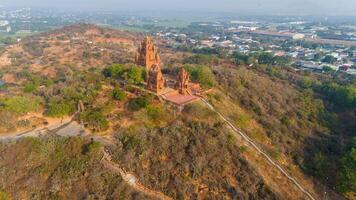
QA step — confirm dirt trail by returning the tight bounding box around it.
[0,116,172,200]
[101,151,173,200]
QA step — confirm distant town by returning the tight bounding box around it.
[0,7,355,75]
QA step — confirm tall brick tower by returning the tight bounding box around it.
[136,36,161,72]
[136,36,165,94]
[176,68,191,95]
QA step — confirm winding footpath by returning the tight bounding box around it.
[101,151,172,200]
[0,118,172,200]
[201,98,316,200]
[0,99,317,200]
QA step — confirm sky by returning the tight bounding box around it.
[1,0,356,16]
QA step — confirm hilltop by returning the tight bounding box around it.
[0,24,354,200]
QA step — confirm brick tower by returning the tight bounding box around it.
[136,37,165,94]
[176,68,191,95]
[136,36,161,72]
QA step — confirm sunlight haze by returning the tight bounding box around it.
[2,0,356,15]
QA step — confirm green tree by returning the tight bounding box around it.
[185,65,215,88]
[257,52,274,65]
[233,52,254,65]
[337,138,356,195]
[128,96,150,111]
[4,96,41,114]
[274,56,292,66]
[322,55,337,64]
[298,76,313,89]
[102,64,125,78]
[124,66,143,84]
[80,108,109,132]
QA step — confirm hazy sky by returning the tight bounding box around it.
[2,0,356,15]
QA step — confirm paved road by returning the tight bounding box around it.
[201,98,316,200]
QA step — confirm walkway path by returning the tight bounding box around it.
[201,98,316,200]
[0,99,317,200]
[0,116,172,200]
[101,151,173,200]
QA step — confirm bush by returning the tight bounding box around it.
[337,137,356,196]
[183,54,219,65]
[298,76,313,89]
[102,64,125,78]
[0,191,10,200]
[23,83,37,93]
[112,88,126,101]
[233,52,254,65]
[46,102,72,117]
[103,64,144,84]
[146,105,165,120]
[4,96,41,114]
[80,108,109,132]
[124,66,143,84]
[257,52,274,65]
[319,83,356,109]
[185,65,215,88]
[127,97,149,111]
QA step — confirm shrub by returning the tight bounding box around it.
[146,105,165,120]
[85,141,102,154]
[120,132,141,150]
[183,54,219,65]
[103,64,144,84]
[4,96,41,114]
[298,76,313,89]
[102,64,125,78]
[257,52,274,65]
[185,65,215,88]
[46,102,72,117]
[23,83,37,93]
[80,108,109,132]
[127,97,149,111]
[0,191,10,200]
[112,88,126,101]
[337,137,356,195]
[124,66,143,84]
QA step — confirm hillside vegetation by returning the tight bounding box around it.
[0,137,153,199]
[0,24,354,199]
[112,103,280,200]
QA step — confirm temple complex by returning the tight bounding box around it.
[135,37,201,108]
